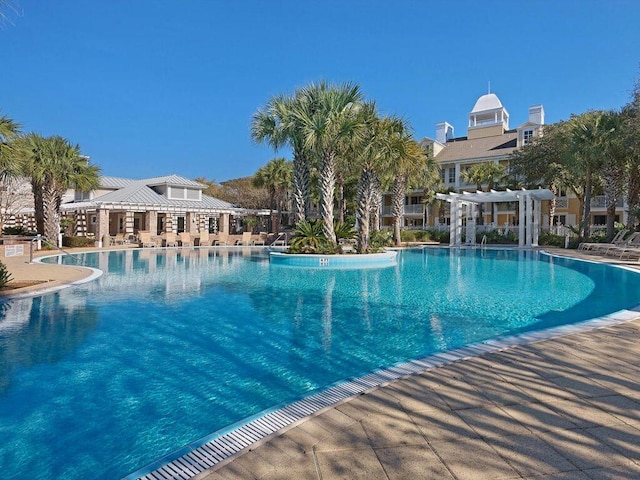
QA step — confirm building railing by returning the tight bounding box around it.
[589,195,624,209]
[382,205,424,216]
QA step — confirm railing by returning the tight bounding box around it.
[589,195,624,209]
[271,232,288,246]
[382,205,424,216]
[555,197,569,209]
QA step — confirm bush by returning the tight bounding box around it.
[477,230,518,244]
[0,260,13,288]
[400,229,435,243]
[369,230,393,252]
[2,226,36,236]
[62,236,95,248]
[537,232,582,249]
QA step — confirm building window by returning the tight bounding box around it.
[91,216,97,224]
[523,129,534,145]
[440,168,446,183]
[177,216,186,233]
[554,215,567,226]
[448,167,455,184]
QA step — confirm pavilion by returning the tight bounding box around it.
[436,188,556,247]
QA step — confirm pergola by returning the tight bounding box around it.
[436,188,555,248]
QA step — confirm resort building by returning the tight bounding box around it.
[3,174,264,244]
[383,91,627,231]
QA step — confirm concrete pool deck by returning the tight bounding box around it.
[2,246,640,479]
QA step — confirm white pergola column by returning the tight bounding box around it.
[518,195,525,247]
[533,198,540,247]
[466,203,477,244]
[525,193,533,247]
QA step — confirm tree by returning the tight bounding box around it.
[252,158,292,234]
[622,78,640,230]
[0,114,21,178]
[292,81,366,246]
[378,119,435,246]
[461,162,506,225]
[19,134,100,243]
[252,93,311,225]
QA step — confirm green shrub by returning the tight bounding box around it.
[0,260,13,288]
[2,226,36,236]
[369,230,393,252]
[62,236,95,248]
[400,230,436,243]
[477,230,518,244]
[287,220,339,254]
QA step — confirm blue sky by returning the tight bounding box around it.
[2,0,639,182]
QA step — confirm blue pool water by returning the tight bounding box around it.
[1,247,639,479]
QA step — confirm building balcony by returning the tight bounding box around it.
[382,205,424,217]
[589,195,624,209]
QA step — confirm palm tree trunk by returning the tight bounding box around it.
[42,185,60,243]
[370,175,381,232]
[392,175,406,246]
[337,171,345,224]
[548,183,557,230]
[355,169,371,253]
[320,151,337,245]
[583,165,592,238]
[31,180,45,236]
[292,152,308,225]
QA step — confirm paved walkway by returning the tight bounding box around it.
[3,246,640,479]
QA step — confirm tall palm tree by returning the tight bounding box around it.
[379,119,435,246]
[252,93,311,225]
[19,134,100,243]
[252,157,292,234]
[292,81,365,246]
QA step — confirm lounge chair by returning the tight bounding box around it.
[163,233,179,247]
[213,233,229,246]
[252,233,266,246]
[198,231,211,246]
[579,229,628,252]
[608,232,640,258]
[179,232,193,247]
[235,232,252,246]
[138,231,158,248]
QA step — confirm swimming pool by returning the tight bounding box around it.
[1,247,639,479]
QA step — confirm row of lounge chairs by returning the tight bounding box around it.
[578,229,640,260]
[136,231,270,248]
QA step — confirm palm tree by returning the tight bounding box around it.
[19,134,100,243]
[292,81,365,246]
[0,114,21,178]
[252,93,311,225]
[461,162,506,224]
[379,119,435,246]
[252,157,292,234]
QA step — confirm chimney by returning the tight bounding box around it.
[528,105,545,125]
[435,121,454,144]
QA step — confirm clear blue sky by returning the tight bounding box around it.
[2,0,639,182]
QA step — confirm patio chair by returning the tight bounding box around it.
[609,232,640,259]
[198,230,211,246]
[235,232,252,246]
[138,231,158,248]
[252,232,266,246]
[590,231,636,255]
[179,232,193,247]
[213,232,229,246]
[163,232,179,247]
[579,229,628,252]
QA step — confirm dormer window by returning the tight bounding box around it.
[523,129,534,145]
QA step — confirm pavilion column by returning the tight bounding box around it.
[448,199,456,246]
[97,209,109,247]
[220,213,230,234]
[518,195,525,247]
[186,212,196,233]
[466,203,477,244]
[124,211,135,237]
[146,211,158,235]
[454,200,463,246]
[533,198,540,247]
[525,193,533,247]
